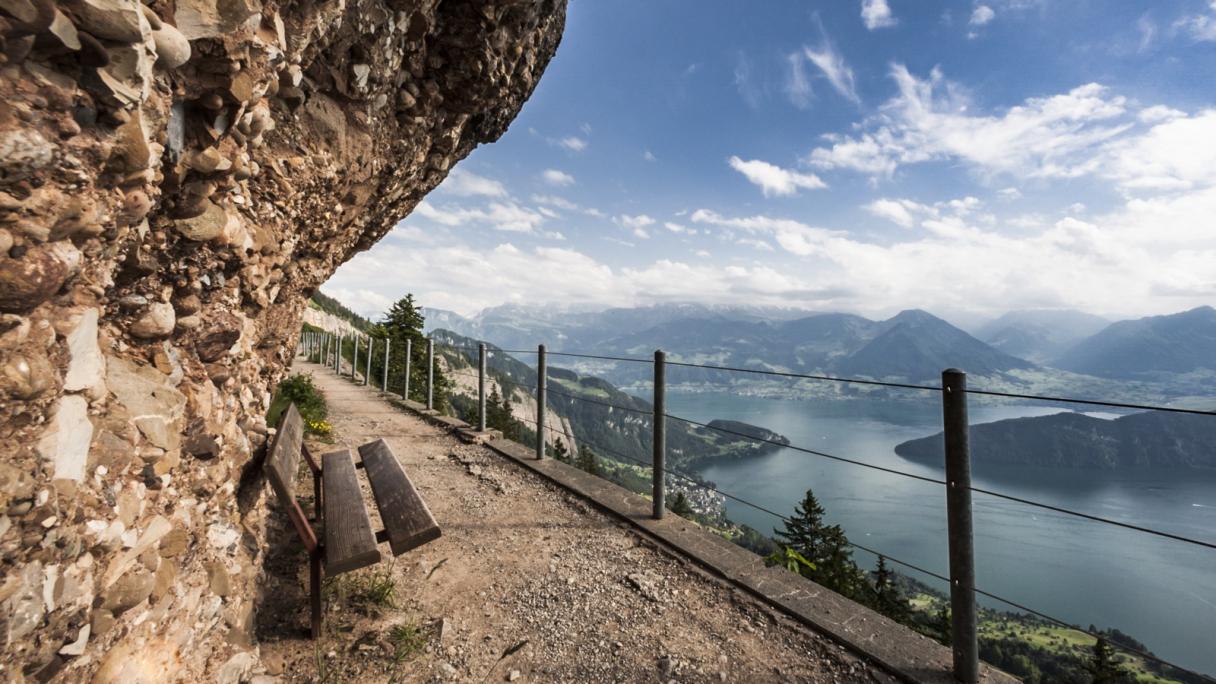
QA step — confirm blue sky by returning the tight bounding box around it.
[327,0,1216,324]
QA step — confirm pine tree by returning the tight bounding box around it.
[775,489,867,599]
[379,294,448,409]
[774,489,829,560]
[1085,638,1127,684]
[933,604,952,646]
[670,491,694,518]
[871,556,910,623]
[575,444,600,476]
[485,386,520,439]
[550,438,570,462]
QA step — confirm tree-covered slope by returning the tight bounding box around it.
[895,411,1216,470]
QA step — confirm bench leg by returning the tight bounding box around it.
[313,474,323,523]
[310,550,323,639]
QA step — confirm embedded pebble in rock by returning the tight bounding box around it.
[130,302,175,338]
[173,200,228,241]
[151,24,191,68]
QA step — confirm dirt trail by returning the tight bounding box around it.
[257,361,889,683]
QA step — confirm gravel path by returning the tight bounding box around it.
[256,362,890,683]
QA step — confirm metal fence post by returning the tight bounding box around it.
[942,368,978,684]
[536,344,546,459]
[426,338,434,411]
[652,349,666,519]
[336,333,342,374]
[382,338,390,391]
[365,337,372,385]
[478,343,487,431]
[403,338,412,400]
[353,334,359,379]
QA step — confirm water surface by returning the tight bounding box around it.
[661,391,1216,677]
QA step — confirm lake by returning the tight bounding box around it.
[661,391,1216,678]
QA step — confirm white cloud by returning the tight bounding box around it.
[333,186,1216,321]
[861,0,897,29]
[415,200,546,234]
[807,64,1131,180]
[970,5,995,26]
[579,122,593,135]
[728,156,827,196]
[632,228,651,240]
[865,196,985,228]
[559,136,588,152]
[664,222,696,235]
[865,198,919,227]
[784,52,813,109]
[1137,14,1157,53]
[438,168,507,198]
[1104,110,1216,190]
[690,209,839,256]
[997,187,1022,200]
[542,169,575,186]
[644,150,657,162]
[1174,1,1216,41]
[616,214,656,230]
[803,43,859,104]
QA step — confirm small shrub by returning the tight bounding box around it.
[268,373,329,436]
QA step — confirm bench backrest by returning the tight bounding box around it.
[266,403,304,501]
[265,403,317,552]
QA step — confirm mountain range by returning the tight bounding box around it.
[1051,306,1216,380]
[424,303,1216,391]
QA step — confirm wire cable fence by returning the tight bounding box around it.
[299,330,1216,682]
[513,413,1209,680]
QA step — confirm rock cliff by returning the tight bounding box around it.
[0,0,565,679]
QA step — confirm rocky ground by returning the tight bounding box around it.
[256,361,895,683]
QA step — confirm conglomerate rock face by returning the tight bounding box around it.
[0,0,564,679]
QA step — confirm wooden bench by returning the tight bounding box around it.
[263,403,441,637]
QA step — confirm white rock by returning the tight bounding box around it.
[63,307,106,398]
[216,652,258,684]
[151,23,191,68]
[59,625,90,656]
[102,515,171,588]
[131,302,175,339]
[207,522,240,550]
[42,564,59,612]
[37,395,93,482]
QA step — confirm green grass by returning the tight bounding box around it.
[910,593,1182,684]
[325,566,397,616]
[388,620,428,665]
[552,377,610,399]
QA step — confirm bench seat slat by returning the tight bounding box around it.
[322,449,381,575]
[358,439,441,556]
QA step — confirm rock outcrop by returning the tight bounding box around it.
[0,0,565,679]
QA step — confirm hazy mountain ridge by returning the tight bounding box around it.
[1052,306,1216,380]
[894,410,1216,470]
[976,309,1110,364]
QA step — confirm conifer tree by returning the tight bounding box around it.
[1085,638,1127,684]
[774,489,829,559]
[575,444,600,476]
[550,438,570,462]
[670,491,694,518]
[379,294,449,409]
[871,556,910,623]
